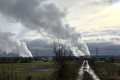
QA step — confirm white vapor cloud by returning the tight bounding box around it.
[0,26,32,57]
[0,0,90,56]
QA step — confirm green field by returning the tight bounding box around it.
[0,61,54,68]
[0,61,54,80]
[0,60,84,80]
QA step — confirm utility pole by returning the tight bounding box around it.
[36,51,37,60]
[96,47,98,58]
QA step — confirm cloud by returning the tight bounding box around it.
[22,38,52,56]
[0,0,66,38]
[1,0,119,56]
[84,35,120,44]
[60,0,120,34]
[0,26,32,57]
[0,0,90,56]
[87,42,120,55]
[77,0,120,5]
[21,37,120,56]
[82,28,120,38]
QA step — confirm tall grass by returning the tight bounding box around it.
[53,60,83,80]
[89,60,120,80]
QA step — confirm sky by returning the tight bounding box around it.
[0,0,120,56]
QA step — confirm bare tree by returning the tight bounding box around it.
[52,42,72,79]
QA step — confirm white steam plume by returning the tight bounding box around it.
[0,0,90,56]
[0,27,32,57]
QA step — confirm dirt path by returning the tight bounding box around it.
[77,60,100,80]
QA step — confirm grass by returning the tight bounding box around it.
[89,60,120,80]
[94,60,105,63]
[0,60,83,80]
[0,61,54,68]
[0,61,54,80]
[16,71,53,80]
[52,60,83,80]
[114,60,120,63]
[83,72,92,80]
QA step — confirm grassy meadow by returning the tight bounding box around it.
[0,61,54,80]
[0,60,83,80]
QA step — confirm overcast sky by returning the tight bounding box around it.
[0,0,120,56]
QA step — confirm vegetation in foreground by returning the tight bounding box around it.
[52,42,84,80]
[2,57,120,80]
[89,60,120,80]
[0,59,83,80]
[53,60,82,80]
[83,72,92,80]
[0,60,54,80]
